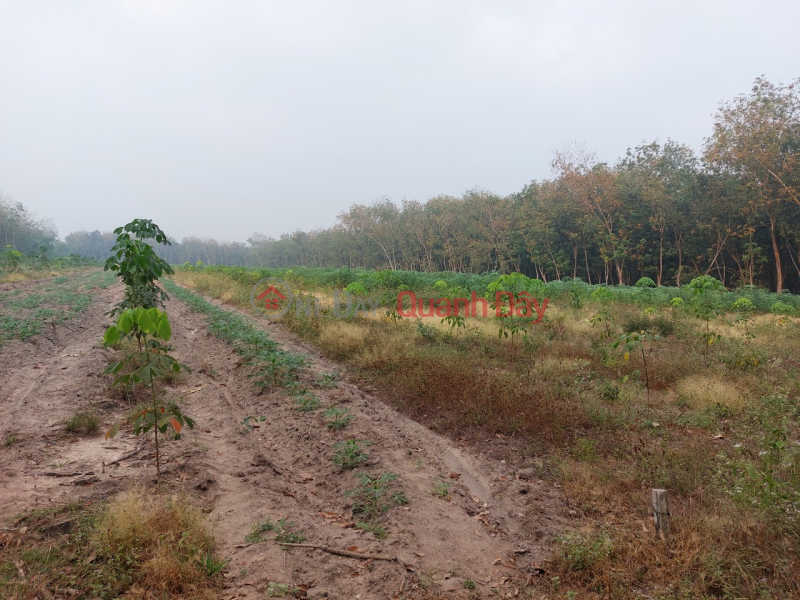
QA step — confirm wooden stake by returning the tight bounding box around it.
[651,489,670,539]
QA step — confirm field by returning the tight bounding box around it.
[171,265,800,599]
[0,261,798,599]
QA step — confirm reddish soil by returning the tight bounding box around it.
[0,277,568,599]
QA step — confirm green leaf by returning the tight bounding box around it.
[156,312,172,341]
[137,309,156,334]
[103,326,120,346]
[118,310,134,334]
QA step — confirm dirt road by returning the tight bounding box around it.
[0,276,566,598]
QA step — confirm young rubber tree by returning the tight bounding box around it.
[104,307,193,480]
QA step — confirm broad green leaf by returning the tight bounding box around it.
[118,310,133,334]
[103,326,120,346]
[137,309,156,334]
[157,312,172,341]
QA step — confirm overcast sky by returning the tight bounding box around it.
[1,1,798,242]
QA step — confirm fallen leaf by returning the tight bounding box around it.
[299,472,314,481]
[449,472,461,479]
[347,546,362,553]
[493,557,502,565]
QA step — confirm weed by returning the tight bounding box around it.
[245,517,276,542]
[245,517,304,545]
[3,432,17,446]
[345,472,408,523]
[416,319,438,340]
[332,439,372,470]
[241,415,266,433]
[319,370,340,387]
[431,477,451,498]
[555,531,614,571]
[356,521,388,539]
[64,410,99,434]
[201,552,228,577]
[574,437,599,462]
[295,393,322,412]
[274,518,306,544]
[267,582,300,597]
[324,406,352,430]
[463,579,476,590]
[598,380,620,401]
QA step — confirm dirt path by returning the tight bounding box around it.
[0,277,567,599]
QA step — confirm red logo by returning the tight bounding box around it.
[255,285,287,310]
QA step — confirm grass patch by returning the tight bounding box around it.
[0,270,115,346]
[244,517,305,545]
[0,489,223,599]
[64,410,100,435]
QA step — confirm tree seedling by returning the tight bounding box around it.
[689,275,724,366]
[103,307,193,479]
[612,330,660,401]
[732,297,756,338]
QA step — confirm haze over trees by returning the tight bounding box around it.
[3,77,799,293]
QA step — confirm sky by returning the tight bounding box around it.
[0,1,798,243]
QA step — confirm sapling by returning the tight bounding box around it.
[104,307,194,479]
[732,297,756,338]
[688,275,724,366]
[612,330,660,401]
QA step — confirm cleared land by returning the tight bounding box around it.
[0,270,567,599]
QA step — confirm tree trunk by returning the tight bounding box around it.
[768,211,784,293]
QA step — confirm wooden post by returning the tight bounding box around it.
[651,489,670,539]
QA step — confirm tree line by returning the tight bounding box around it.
[210,77,800,293]
[3,77,798,292]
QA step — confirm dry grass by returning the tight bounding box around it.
[1,489,223,599]
[675,374,746,410]
[95,489,221,598]
[174,270,800,599]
